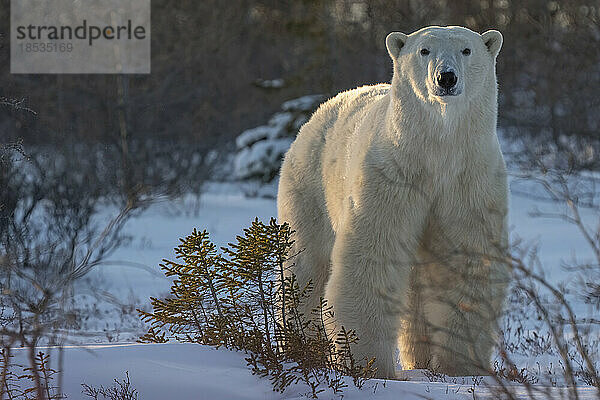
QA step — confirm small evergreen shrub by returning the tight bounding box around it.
[0,349,65,400]
[138,218,375,397]
[82,372,138,400]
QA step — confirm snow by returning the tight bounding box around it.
[232,110,297,179]
[234,112,294,150]
[9,343,598,399]
[232,94,326,184]
[282,94,326,112]
[254,78,286,89]
[233,137,293,180]
[9,133,600,398]
[74,191,278,341]
[268,111,296,131]
[235,124,286,150]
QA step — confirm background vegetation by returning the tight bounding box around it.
[1,0,599,150]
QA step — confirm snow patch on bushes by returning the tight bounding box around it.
[232,94,325,183]
[233,138,294,182]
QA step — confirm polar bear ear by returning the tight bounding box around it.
[481,30,503,58]
[386,32,408,60]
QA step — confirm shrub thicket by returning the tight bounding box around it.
[138,218,375,397]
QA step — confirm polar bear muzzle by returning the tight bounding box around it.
[435,68,460,96]
[429,61,463,98]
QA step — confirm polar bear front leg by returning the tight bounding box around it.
[424,252,509,376]
[425,205,509,376]
[324,177,429,379]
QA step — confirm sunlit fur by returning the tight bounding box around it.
[277,26,509,378]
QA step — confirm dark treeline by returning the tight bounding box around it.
[1,0,598,147]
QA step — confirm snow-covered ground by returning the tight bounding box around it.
[9,137,600,399]
[10,343,599,399]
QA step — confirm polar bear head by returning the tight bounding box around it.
[386,26,502,108]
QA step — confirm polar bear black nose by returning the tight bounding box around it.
[437,71,457,89]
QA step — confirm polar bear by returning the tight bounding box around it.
[277,26,509,378]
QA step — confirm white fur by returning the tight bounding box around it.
[277,26,509,378]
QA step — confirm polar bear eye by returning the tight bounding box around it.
[420,48,430,56]
[462,48,471,55]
